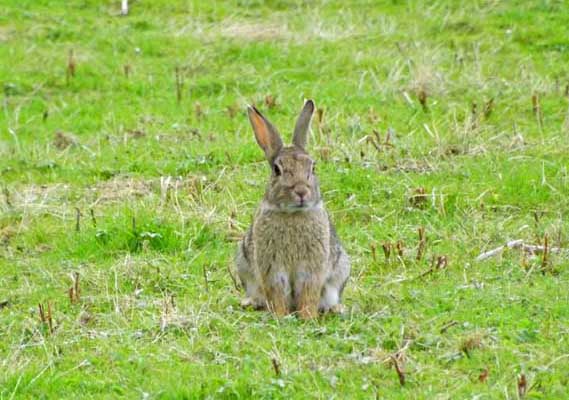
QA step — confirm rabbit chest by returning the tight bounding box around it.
[252,207,330,275]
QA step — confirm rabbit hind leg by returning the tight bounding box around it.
[319,249,350,313]
[265,271,292,316]
[295,271,325,320]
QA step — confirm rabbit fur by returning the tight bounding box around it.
[236,100,350,319]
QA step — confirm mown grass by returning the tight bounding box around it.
[1,0,569,398]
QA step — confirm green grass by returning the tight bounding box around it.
[1,0,569,398]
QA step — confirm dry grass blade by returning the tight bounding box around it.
[382,242,392,261]
[175,66,184,103]
[69,272,81,304]
[541,234,549,274]
[75,207,82,232]
[532,93,544,131]
[66,49,76,83]
[39,302,55,334]
[483,98,494,119]
[518,373,527,398]
[121,0,128,15]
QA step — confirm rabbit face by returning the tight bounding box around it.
[267,147,319,211]
[247,99,319,211]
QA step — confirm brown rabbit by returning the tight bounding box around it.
[235,100,350,319]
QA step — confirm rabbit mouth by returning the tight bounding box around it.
[287,199,314,210]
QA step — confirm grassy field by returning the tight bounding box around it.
[1,0,569,398]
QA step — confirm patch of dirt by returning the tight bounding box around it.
[0,225,17,244]
[92,177,153,205]
[2,174,211,216]
[2,184,73,214]
[220,21,289,41]
[0,27,12,42]
[54,131,78,149]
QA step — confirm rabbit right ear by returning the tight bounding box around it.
[247,105,283,163]
[292,99,315,149]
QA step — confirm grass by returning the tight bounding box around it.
[1,0,569,398]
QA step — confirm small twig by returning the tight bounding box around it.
[440,320,459,334]
[541,234,549,274]
[175,66,184,104]
[367,133,382,153]
[75,207,82,232]
[415,255,448,280]
[38,303,45,323]
[416,227,426,261]
[47,303,54,334]
[532,93,544,132]
[470,102,478,130]
[39,302,54,334]
[271,358,281,376]
[227,264,240,292]
[390,356,405,386]
[382,242,392,261]
[417,88,428,112]
[476,239,523,260]
[370,243,377,263]
[316,107,324,125]
[476,239,565,261]
[396,241,404,258]
[66,49,76,84]
[89,208,97,228]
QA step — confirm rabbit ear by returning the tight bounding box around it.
[247,105,283,162]
[292,99,315,149]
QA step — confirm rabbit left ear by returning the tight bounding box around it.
[292,99,315,149]
[247,105,283,163]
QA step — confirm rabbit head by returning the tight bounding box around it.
[247,100,320,211]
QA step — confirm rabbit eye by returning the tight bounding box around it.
[307,162,315,179]
[273,163,282,176]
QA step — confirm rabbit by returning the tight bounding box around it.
[235,99,350,319]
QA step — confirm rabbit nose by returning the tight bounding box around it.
[295,186,309,200]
